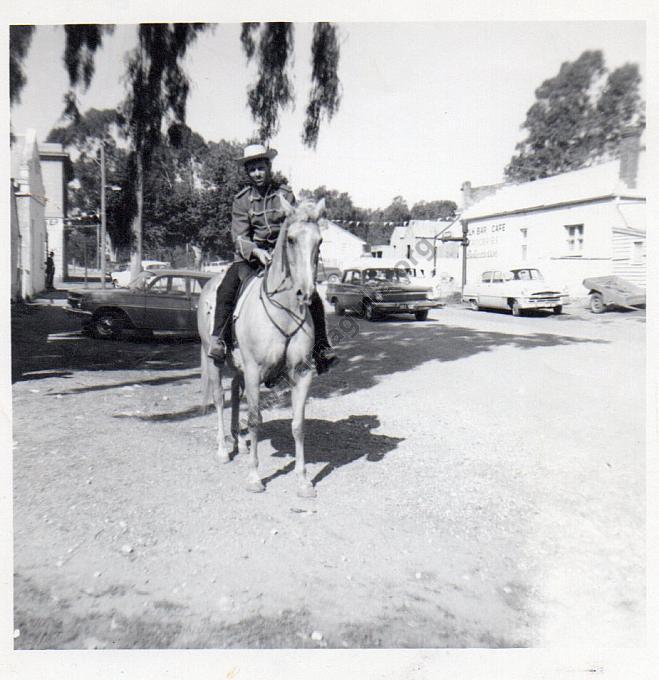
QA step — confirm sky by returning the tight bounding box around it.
[10,21,646,210]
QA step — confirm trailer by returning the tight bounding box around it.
[582,276,646,314]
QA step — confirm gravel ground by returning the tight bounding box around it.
[10,297,646,651]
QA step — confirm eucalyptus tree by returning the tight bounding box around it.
[119,23,208,276]
[12,21,342,271]
[505,50,644,183]
[241,22,341,147]
[9,25,36,105]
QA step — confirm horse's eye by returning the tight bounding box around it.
[287,235,295,243]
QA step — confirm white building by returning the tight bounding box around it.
[10,129,48,299]
[451,126,646,296]
[319,220,368,269]
[39,142,73,284]
[372,220,462,280]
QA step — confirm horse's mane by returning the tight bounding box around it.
[288,199,320,223]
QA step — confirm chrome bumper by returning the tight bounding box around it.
[373,300,441,311]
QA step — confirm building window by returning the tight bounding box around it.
[565,224,584,254]
[632,240,645,265]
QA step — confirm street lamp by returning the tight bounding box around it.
[95,144,121,288]
[70,153,121,288]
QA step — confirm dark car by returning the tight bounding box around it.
[66,269,214,339]
[325,261,442,321]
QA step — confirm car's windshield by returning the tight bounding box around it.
[511,268,543,281]
[363,268,411,284]
[127,271,156,289]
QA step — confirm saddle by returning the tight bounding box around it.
[233,273,262,321]
[232,271,289,389]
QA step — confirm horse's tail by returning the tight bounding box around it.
[200,347,214,412]
[197,273,224,412]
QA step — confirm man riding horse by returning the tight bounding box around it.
[208,143,338,374]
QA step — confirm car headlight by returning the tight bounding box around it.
[374,292,383,301]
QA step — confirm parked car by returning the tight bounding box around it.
[202,260,231,275]
[111,260,171,288]
[462,267,568,316]
[325,260,442,321]
[66,269,213,339]
[316,263,342,284]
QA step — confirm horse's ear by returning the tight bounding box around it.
[279,195,295,216]
[315,198,326,219]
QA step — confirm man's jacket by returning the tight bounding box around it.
[232,183,296,263]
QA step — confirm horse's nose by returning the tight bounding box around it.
[296,289,312,305]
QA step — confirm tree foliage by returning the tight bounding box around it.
[9,25,35,105]
[118,23,208,271]
[64,25,115,90]
[61,25,115,123]
[47,109,132,249]
[242,22,341,147]
[304,23,341,147]
[505,50,644,183]
[410,200,457,221]
[243,23,294,142]
[382,196,411,224]
[299,185,359,223]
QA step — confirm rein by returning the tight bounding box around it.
[259,266,309,341]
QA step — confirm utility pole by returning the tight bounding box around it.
[438,220,470,295]
[100,143,107,289]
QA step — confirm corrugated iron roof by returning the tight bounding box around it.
[462,155,645,221]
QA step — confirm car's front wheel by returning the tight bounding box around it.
[469,299,479,312]
[511,300,522,317]
[363,300,377,321]
[332,298,345,316]
[414,310,429,321]
[91,310,127,339]
[589,293,606,314]
[553,305,563,315]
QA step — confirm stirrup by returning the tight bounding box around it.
[314,346,339,374]
[208,337,228,365]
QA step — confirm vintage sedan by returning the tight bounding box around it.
[66,269,214,339]
[325,261,441,321]
[462,267,568,316]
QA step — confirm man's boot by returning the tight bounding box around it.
[310,294,338,374]
[209,303,232,365]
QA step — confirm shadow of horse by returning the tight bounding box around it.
[258,414,404,488]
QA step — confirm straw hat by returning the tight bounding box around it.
[236,143,278,164]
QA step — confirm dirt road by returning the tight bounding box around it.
[11,299,646,649]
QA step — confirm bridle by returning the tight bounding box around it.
[259,218,319,342]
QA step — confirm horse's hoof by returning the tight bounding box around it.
[245,480,265,493]
[217,452,231,465]
[297,483,317,499]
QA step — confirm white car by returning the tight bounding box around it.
[111,260,171,288]
[202,260,230,275]
[463,267,568,316]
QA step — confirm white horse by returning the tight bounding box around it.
[197,198,326,498]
